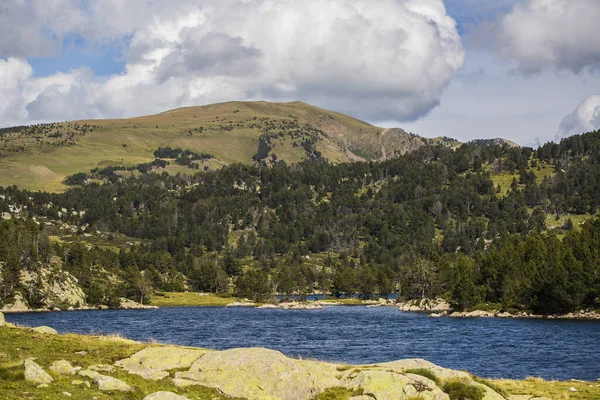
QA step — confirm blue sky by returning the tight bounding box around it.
[1,0,599,146]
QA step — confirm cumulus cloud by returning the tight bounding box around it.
[0,0,464,126]
[558,95,600,139]
[491,0,600,73]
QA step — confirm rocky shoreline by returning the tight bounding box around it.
[1,319,514,400]
[1,295,157,314]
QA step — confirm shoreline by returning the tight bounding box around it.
[3,293,600,321]
[1,322,599,399]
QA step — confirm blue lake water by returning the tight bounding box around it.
[5,306,600,381]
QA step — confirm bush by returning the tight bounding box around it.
[442,380,484,400]
[405,368,440,384]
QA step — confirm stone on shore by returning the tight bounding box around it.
[50,360,77,375]
[0,311,5,327]
[143,392,190,400]
[24,359,54,385]
[31,326,58,335]
[93,374,132,392]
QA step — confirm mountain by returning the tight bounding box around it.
[0,101,444,192]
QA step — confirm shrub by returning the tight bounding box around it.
[442,380,484,400]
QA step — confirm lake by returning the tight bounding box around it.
[5,306,600,381]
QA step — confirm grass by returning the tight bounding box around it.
[490,377,600,400]
[314,387,366,400]
[0,325,237,400]
[0,101,383,192]
[149,292,236,307]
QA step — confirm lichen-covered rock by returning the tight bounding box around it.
[115,346,206,381]
[345,369,449,400]
[88,364,115,373]
[31,326,58,335]
[24,359,54,385]
[50,360,76,375]
[0,311,5,327]
[93,374,132,392]
[175,347,339,400]
[143,392,190,400]
[78,369,101,379]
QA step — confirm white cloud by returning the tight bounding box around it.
[0,0,464,126]
[491,0,600,73]
[558,95,600,139]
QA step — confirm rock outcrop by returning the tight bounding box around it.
[0,311,4,327]
[397,298,451,312]
[174,347,339,400]
[115,346,207,380]
[1,293,29,312]
[24,359,54,385]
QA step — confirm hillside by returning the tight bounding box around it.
[1,130,600,317]
[0,101,436,192]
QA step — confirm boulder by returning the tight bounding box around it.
[143,392,190,400]
[0,311,5,327]
[31,326,58,335]
[344,369,448,400]
[50,360,77,375]
[175,347,339,400]
[24,359,54,385]
[93,374,132,392]
[115,346,207,380]
[78,369,101,380]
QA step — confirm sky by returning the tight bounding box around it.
[1,0,599,146]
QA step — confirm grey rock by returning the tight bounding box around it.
[0,311,5,327]
[24,359,54,385]
[93,374,132,392]
[50,360,77,375]
[31,326,58,335]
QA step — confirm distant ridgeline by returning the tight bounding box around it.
[1,130,600,314]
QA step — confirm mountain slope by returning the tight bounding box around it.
[0,101,430,192]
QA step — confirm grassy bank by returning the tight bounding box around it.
[1,324,599,399]
[150,292,236,307]
[0,325,235,400]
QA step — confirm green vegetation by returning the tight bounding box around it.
[404,368,440,384]
[150,292,235,307]
[0,101,428,191]
[490,376,600,400]
[0,326,234,400]
[441,380,484,400]
[314,387,365,400]
[1,110,600,315]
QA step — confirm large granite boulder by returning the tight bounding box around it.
[115,346,207,380]
[24,359,54,385]
[344,369,449,400]
[0,311,5,327]
[175,348,339,400]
